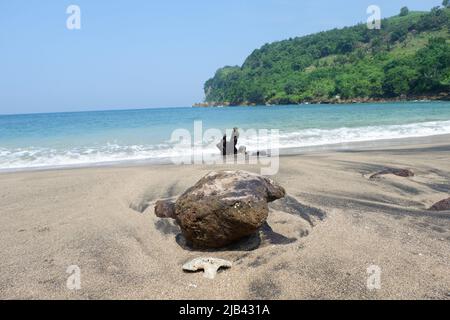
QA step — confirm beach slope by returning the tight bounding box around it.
[0,138,449,299]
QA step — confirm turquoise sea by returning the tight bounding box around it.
[1,102,450,170]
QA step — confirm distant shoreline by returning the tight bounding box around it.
[193,94,450,107]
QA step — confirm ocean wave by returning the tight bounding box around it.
[0,143,179,170]
[1,120,450,170]
[270,119,450,149]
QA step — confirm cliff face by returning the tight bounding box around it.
[202,7,450,106]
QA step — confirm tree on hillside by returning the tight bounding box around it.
[414,37,450,93]
[383,65,417,96]
[203,7,450,104]
[400,7,410,16]
[443,0,449,8]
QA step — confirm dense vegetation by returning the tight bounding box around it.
[203,6,450,105]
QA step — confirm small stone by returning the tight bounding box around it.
[370,168,414,180]
[183,257,232,279]
[429,198,450,211]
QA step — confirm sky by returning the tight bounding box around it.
[0,0,444,114]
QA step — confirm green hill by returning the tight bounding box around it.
[202,7,450,106]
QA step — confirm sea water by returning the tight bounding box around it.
[1,101,450,170]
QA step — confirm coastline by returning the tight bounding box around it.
[1,133,450,174]
[193,95,450,107]
[0,134,449,299]
[2,101,450,173]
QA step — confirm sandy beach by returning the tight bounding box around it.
[0,136,449,300]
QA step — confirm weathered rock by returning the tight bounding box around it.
[154,199,176,219]
[429,198,450,211]
[370,168,414,179]
[182,257,232,279]
[155,170,286,248]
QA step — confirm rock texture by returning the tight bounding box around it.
[430,197,450,211]
[370,168,414,179]
[182,257,232,279]
[154,199,176,219]
[154,171,286,248]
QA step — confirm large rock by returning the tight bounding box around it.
[154,171,286,248]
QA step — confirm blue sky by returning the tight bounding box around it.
[0,0,443,114]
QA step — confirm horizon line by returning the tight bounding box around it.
[0,105,195,117]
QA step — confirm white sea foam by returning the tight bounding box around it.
[1,120,450,170]
[260,119,450,150]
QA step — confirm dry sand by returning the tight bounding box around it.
[0,137,449,300]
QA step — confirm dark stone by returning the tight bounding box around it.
[370,168,414,179]
[154,200,176,219]
[429,198,450,211]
